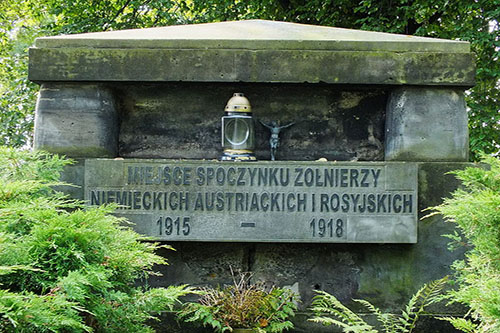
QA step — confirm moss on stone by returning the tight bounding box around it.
[29,48,475,86]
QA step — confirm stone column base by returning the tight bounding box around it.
[385,87,468,161]
[34,83,118,157]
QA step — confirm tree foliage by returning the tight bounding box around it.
[0,0,498,158]
[0,147,191,332]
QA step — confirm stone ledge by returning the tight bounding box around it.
[29,47,475,86]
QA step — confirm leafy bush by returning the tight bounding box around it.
[179,269,298,332]
[426,155,500,332]
[0,147,191,332]
[309,277,448,333]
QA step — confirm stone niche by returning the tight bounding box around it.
[30,20,474,332]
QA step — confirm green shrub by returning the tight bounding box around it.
[179,269,298,332]
[426,155,500,332]
[308,277,448,333]
[0,147,191,332]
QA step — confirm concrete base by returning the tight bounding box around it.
[138,162,469,332]
[30,20,473,333]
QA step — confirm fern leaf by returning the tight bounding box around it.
[309,291,376,332]
[354,299,397,332]
[355,298,398,329]
[309,316,352,328]
[437,317,478,333]
[400,277,448,333]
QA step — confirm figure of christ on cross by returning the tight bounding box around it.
[260,120,295,161]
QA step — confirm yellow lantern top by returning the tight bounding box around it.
[224,93,251,113]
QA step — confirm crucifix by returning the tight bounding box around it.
[260,120,295,161]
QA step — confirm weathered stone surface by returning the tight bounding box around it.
[31,19,474,332]
[34,83,118,157]
[28,48,475,86]
[33,20,470,53]
[141,162,469,332]
[117,83,386,161]
[55,160,85,200]
[84,159,418,243]
[385,88,469,161]
[28,20,475,86]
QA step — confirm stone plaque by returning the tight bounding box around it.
[84,159,418,243]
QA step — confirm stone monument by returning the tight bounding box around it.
[30,20,474,332]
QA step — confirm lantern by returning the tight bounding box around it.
[220,93,256,161]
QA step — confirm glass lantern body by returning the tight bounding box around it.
[221,114,255,150]
[221,113,256,161]
[220,93,256,161]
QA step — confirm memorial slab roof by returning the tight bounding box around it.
[29,20,475,86]
[35,19,469,53]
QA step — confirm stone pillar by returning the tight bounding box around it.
[385,87,468,161]
[34,83,118,157]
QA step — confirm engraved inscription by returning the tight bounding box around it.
[309,218,345,239]
[157,216,191,236]
[84,160,418,243]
